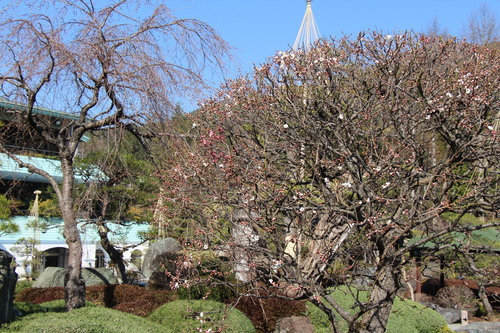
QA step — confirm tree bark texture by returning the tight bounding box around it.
[96,220,129,284]
[61,160,86,310]
[359,263,400,333]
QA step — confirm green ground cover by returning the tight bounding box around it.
[306,287,449,333]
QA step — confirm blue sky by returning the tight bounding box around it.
[168,0,499,76]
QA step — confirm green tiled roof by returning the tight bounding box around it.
[0,97,90,142]
[0,153,86,184]
[0,216,149,245]
[0,97,79,121]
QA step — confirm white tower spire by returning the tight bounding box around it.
[293,0,321,50]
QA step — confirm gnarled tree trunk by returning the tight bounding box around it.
[359,260,400,333]
[61,160,85,310]
[96,220,129,284]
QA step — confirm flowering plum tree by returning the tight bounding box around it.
[160,33,499,333]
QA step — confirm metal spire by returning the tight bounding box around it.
[293,0,321,50]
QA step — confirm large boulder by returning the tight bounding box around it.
[142,238,181,279]
[33,267,118,288]
[0,250,18,324]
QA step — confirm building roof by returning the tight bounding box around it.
[0,153,87,184]
[0,216,149,246]
[0,97,79,121]
[409,228,500,253]
[0,97,90,142]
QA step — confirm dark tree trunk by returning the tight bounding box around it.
[62,209,86,310]
[359,263,400,333]
[60,159,86,310]
[96,220,129,284]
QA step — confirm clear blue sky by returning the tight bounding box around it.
[168,0,499,75]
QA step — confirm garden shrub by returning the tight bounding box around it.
[435,286,479,312]
[149,299,255,333]
[15,287,64,304]
[176,283,236,302]
[85,285,116,307]
[111,284,150,304]
[386,298,448,333]
[16,286,114,305]
[14,280,33,297]
[231,294,306,333]
[15,284,175,317]
[1,306,167,333]
[112,289,175,317]
[13,303,45,316]
[15,300,96,316]
[306,287,447,333]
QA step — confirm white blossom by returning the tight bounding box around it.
[382,182,391,189]
[283,124,289,129]
[341,182,352,188]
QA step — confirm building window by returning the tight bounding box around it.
[95,249,105,268]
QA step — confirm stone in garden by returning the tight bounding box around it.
[82,268,118,285]
[142,238,181,279]
[451,322,500,333]
[435,307,462,324]
[0,250,18,324]
[33,267,117,287]
[419,302,462,324]
[274,316,314,333]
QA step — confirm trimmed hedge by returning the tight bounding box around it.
[232,294,306,332]
[15,287,64,304]
[15,300,96,316]
[1,306,167,333]
[306,288,447,333]
[15,285,175,317]
[177,283,236,302]
[149,299,255,333]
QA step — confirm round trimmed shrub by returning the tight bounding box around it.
[149,299,255,333]
[435,286,478,312]
[306,288,447,333]
[2,306,167,332]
